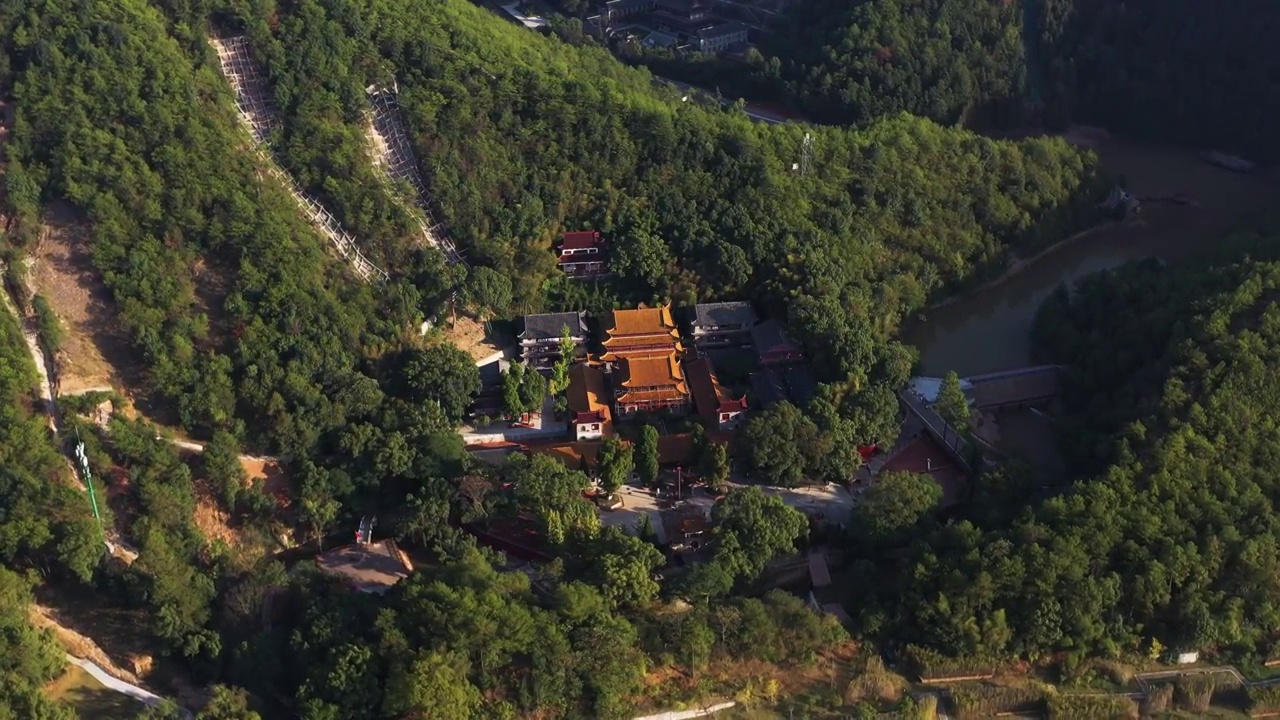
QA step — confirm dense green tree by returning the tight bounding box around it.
[204,430,248,510]
[767,0,1026,126]
[0,567,75,720]
[582,526,664,608]
[637,425,660,487]
[502,364,525,419]
[518,365,548,415]
[196,686,262,720]
[549,327,576,396]
[701,441,730,494]
[460,266,513,320]
[740,401,821,487]
[934,370,971,430]
[297,463,342,549]
[0,307,100,581]
[396,345,481,422]
[382,652,482,720]
[711,487,808,582]
[507,454,599,543]
[597,435,634,494]
[850,471,942,546]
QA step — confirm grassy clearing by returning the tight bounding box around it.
[45,665,144,720]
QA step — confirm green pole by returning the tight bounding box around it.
[73,434,106,542]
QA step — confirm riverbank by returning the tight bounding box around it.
[905,133,1278,377]
[928,219,1126,312]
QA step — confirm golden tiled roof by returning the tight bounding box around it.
[603,305,678,341]
[621,354,686,389]
[567,363,608,414]
[599,339,684,363]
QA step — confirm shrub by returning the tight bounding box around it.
[1175,675,1217,713]
[1046,693,1139,719]
[950,683,1043,719]
[31,294,62,354]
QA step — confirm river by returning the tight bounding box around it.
[905,131,1279,377]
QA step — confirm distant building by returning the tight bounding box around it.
[696,21,748,52]
[566,363,613,440]
[519,311,587,370]
[685,357,747,429]
[600,305,689,415]
[691,301,757,351]
[652,0,713,32]
[602,0,655,23]
[752,319,805,367]
[557,231,608,278]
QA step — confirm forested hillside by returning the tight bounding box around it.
[0,301,99,583]
[3,0,1103,456]
[768,0,1026,127]
[846,224,1280,662]
[1036,0,1280,160]
[0,282,98,718]
[666,0,1280,159]
[0,0,422,458]
[257,0,1099,371]
[0,0,1173,714]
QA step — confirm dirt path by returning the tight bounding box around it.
[30,604,144,686]
[2,261,138,563]
[29,203,135,395]
[0,278,55,429]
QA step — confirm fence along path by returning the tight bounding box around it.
[367,86,465,265]
[210,35,389,283]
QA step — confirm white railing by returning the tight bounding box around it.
[367,87,466,265]
[210,36,389,283]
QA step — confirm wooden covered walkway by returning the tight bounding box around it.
[965,365,1064,410]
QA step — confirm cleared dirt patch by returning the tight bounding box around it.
[440,313,504,363]
[193,482,242,550]
[29,204,140,397]
[29,604,146,686]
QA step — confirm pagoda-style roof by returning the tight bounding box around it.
[560,230,602,251]
[685,357,746,421]
[599,339,685,363]
[520,312,586,342]
[617,387,689,405]
[603,305,679,343]
[620,354,686,389]
[567,364,611,425]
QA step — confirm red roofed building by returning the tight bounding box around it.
[685,357,747,429]
[880,432,967,508]
[557,230,608,278]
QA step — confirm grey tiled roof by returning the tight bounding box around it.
[751,319,801,354]
[694,301,757,329]
[521,312,586,341]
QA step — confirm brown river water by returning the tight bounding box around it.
[904,132,1279,377]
